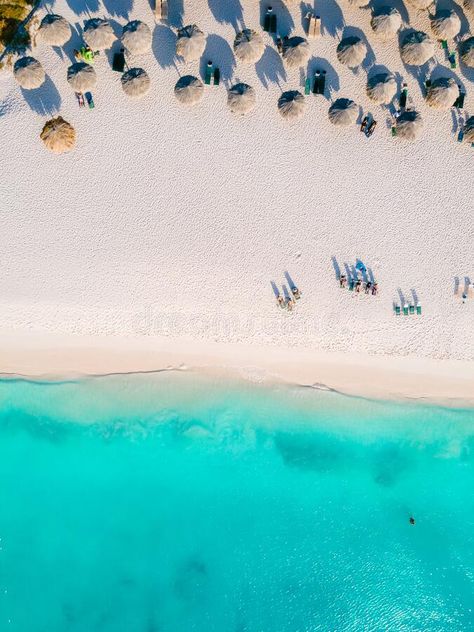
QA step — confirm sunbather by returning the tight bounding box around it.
[276,294,285,308]
[339,273,347,288]
[355,280,362,293]
[291,286,301,300]
[286,297,295,311]
[365,281,372,294]
[372,282,378,296]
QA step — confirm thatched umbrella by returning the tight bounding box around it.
[425,77,458,110]
[400,31,435,65]
[371,7,402,41]
[83,18,115,51]
[121,20,152,55]
[460,37,474,68]
[405,0,432,9]
[13,56,45,89]
[174,75,204,105]
[37,14,71,47]
[233,29,264,64]
[366,72,397,104]
[282,37,310,68]
[40,116,76,154]
[395,110,423,140]
[430,10,461,40]
[121,68,150,98]
[336,36,367,68]
[227,83,256,114]
[278,90,306,121]
[328,98,358,126]
[176,25,206,62]
[463,116,474,143]
[67,62,97,92]
[464,0,474,17]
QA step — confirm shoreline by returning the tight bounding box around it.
[0,331,473,407]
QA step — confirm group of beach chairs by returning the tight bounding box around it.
[455,280,474,303]
[394,302,422,316]
[339,274,378,295]
[275,285,302,312]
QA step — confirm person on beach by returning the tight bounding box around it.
[286,297,295,311]
[291,286,301,300]
[365,281,372,294]
[276,294,285,308]
[355,279,362,293]
[339,274,347,289]
[372,282,378,296]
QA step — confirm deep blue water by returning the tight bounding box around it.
[0,373,473,632]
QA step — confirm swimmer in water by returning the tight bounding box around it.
[409,517,415,525]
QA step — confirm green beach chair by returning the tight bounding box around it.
[448,52,456,69]
[213,68,220,86]
[403,304,409,316]
[304,76,311,95]
[409,304,415,315]
[416,304,422,315]
[395,304,401,316]
[391,126,397,137]
[441,39,448,50]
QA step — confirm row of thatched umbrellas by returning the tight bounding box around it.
[13,10,473,152]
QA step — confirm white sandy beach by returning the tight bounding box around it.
[0,0,473,400]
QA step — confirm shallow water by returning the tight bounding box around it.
[0,372,473,632]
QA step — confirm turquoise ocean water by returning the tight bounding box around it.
[0,372,473,632]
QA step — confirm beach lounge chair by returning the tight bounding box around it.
[263,8,271,32]
[318,71,326,95]
[205,62,213,85]
[454,91,465,109]
[312,71,320,94]
[360,116,369,133]
[270,12,277,34]
[112,50,126,72]
[85,92,94,109]
[213,68,220,86]
[367,120,377,137]
[416,304,422,315]
[403,304,409,316]
[154,0,168,19]
[304,76,311,95]
[448,52,456,69]
[399,83,408,109]
[441,40,448,50]
[395,304,401,315]
[457,129,464,142]
[306,12,316,37]
[409,303,415,315]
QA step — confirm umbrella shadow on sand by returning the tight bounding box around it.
[200,34,236,86]
[21,77,61,116]
[256,45,286,89]
[152,24,177,69]
[64,0,99,15]
[102,0,133,19]
[208,0,243,31]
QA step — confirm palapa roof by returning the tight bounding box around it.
[233,29,264,64]
[425,77,458,110]
[337,36,367,68]
[430,10,461,41]
[328,98,359,126]
[40,116,76,154]
[67,62,97,92]
[174,75,204,105]
[121,20,152,55]
[460,37,474,68]
[83,18,116,51]
[278,90,306,121]
[37,14,71,47]
[13,56,45,90]
[282,37,310,69]
[396,110,423,140]
[400,31,435,66]
[176,25,206,62]
[371,7,402,41]
[463,116,474,143]
[121,68,151,98]
[366,72,397,104]
[227,83,256,115]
